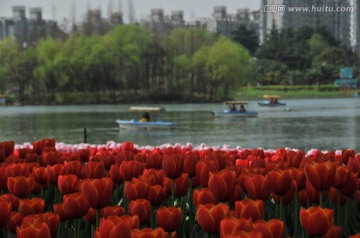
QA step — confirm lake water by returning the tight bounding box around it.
[0,98,359,152]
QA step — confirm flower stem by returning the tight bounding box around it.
[293,192,299,238]
[171,179,175,206]
[319,190,324,208]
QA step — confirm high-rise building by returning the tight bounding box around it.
[260,0,352,47]
[350,0,360,53]
[205,6,259,37]
[0,6,60,45]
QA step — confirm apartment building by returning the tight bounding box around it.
[259,0,352,47]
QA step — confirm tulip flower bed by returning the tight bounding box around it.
[1,138,360,238]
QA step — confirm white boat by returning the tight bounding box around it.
[116,120,177,130]
[212,101,258,117]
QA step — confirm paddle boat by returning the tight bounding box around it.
[258,95,286,106]
[212,101,258,117]
[116,119,177,130]
[129,106,165,112]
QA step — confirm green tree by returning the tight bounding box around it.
[231,24,259,55]
[202,36,253,100]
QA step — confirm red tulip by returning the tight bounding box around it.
[244,174,272,202]
[196,203,230,234]
[347,156,360,176]
[0,167,8,190]
[83,207,96,224]
[227,184,244,206]
[0,193,20,210]
[271,180,297,205]
[129,199,151,225]
[322,225,342,238]
[333,166,351,189]
[63,192,90,218]
[46,164,64,186]
[77,148,90,162]
[341,172,358,197]
[6,212,23,234]
[0,200,11,227]
[184,151,199,177]
[268,169,293,196]
[32,167,48,185]
[62,160,84,178]
[235,199,264,221]
[145,150,163,169]
[6,163,30,177]
[120,160,144,181]
[84,161,106,179]
[24,152,38,163]
[193,188,217,207]
[162,152,184,179]
[53,203,69,221]
[220,216,254,238]
[208,169,236,202]
[32,138,55,155]
[41,150,59,166]
[341,149,355,164]
[298,180,326,205]
[142,169,164,186]
[124,178,150,201]
[18,197,45,216]
[100,205,125,218]
[131,227,168,238]
[196,159,218,187]
[299,206,334,237]
[81,177,113,209]
[304,160,336,190]
[92,153,115,170]
[57,174,79,194]
[253,219,284,238]
[16,220,51,238]
[163,173,189,197]
[109,164,124,185]
[94,215,136,238]
[156,206,182,232]
[0,141,15,157]
[21,213,60,237]
[288,168,306,191]
[147,185,168,207]
[7,176,34,197]
[285,150,304,168]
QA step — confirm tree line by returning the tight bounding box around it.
[0,24,358,105]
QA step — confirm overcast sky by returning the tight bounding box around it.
[0,0,261,23]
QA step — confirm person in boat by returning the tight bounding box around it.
[139,112,150,122]
[274,98,278,104]
[239,104,246,112]
[229,104,237,111]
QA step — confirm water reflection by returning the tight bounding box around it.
[0,98,358,151]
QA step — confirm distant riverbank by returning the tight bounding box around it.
[3,84,359,106]
[234,85,358,100]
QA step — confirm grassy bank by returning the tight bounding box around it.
[232,85,358,100]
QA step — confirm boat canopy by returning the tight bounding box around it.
[262,95,281,99]
[129,106,165,112]
[223,101,248,105]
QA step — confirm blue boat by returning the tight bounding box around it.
[116,120,177,130]
[258,95,286,107]
[212,101,258,117]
